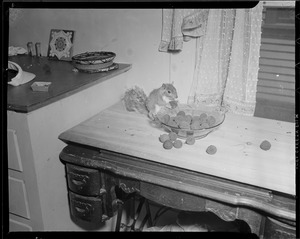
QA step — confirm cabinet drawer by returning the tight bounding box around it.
[69,191,102,223]
[66,164,101,196]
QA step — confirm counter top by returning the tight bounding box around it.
[7,55,131,113]
[59,102,295,196]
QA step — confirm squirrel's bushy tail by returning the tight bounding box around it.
[123,86,149,115]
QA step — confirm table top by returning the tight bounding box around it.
[59,102,295,195]
[7,55,131,113]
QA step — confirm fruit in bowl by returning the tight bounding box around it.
[157,104,226,139]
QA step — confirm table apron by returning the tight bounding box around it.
[59,144,296,223]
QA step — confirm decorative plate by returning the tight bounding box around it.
[47,29,75,61]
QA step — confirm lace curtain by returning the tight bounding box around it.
[159,4,263,116]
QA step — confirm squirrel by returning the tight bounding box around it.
[123,83,178,120]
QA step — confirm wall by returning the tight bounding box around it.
[9,8,195,103]
[8,8,195,231]
[253,5,295,123]
[9,7,296,119]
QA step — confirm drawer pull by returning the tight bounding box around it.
[99,188,107,195]
[75,207,87,213]
[72,179,84,186]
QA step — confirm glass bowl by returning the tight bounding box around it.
[156,104,226,139]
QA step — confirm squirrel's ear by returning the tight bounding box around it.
[162,83,166,89]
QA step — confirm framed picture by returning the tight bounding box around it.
[47,29,75,61]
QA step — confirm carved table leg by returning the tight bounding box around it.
[120,196,152,231]
[111,176,153,231]
[205,199,262,236]
[144,199,153,227]
[115,200,124,232]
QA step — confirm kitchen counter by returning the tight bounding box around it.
[7,55,131,231]
[7,55,132,113]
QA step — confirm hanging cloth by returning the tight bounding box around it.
[222,4,263,115]
[187,3,263,116]
[159,9,209,52]
[187,9,235,107]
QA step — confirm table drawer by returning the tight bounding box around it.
[69,191,103,223]
[66,164,101,196]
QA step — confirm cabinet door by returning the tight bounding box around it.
[9,215,32,231]
[7,129,23,172]
[9,176,30,219]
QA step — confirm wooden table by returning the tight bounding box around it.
[59,102,296,237]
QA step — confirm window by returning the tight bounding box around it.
[254,2,295,122]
